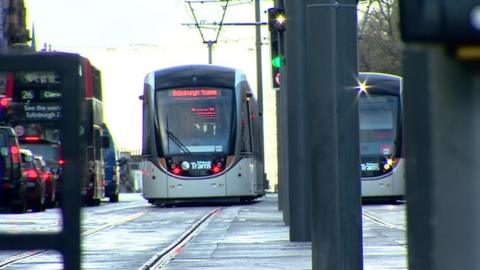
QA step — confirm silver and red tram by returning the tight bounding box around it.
[141,65,265,206]
[357,72,405,202]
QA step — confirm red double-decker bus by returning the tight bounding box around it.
[0,52,107,206]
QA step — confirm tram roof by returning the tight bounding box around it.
[151,64,239,90]
[358,72,401,95]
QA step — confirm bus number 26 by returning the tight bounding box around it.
[21,90,34,100]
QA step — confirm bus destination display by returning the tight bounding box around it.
[10,71,62,122]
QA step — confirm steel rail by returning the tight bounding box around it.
[0,211,145,268]
[362,210,406,232]
[140,207,223,270]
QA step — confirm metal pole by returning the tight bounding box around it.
[276,87,282,208]
[182,22,267,26]
[279,36,290,225]
[274,0,283,209]
[306,0,362,269]
[254,0,267,191]
[285,0,311,241]
[275,0,290,225]
[270,0,283,211]
[61,63,83,270]
[207,41,213,64]
[404,47,480,270]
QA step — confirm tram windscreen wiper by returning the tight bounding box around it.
[166,130,191,155]
[164,113,191,155]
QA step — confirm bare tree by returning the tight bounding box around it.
[358,0,402,75]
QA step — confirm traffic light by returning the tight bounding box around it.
[268,7,285,88]
[268,8,286,33]
[270,31,280,88]
[400,1,480,44]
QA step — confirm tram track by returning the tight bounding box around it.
[139,207,223,270]
[362,210,406,232]
[0,211,145,268]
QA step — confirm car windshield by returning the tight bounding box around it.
[21,153,34,169]
[20,143,59,168]
[0,132,7,147]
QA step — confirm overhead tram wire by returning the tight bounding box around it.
[185,0,230,63]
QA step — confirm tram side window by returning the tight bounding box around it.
[240,98,252,153]
[249,99,261,157]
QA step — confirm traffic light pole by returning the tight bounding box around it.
[254,0,268,193]
[306,0,362,269]
[277,28,290,225]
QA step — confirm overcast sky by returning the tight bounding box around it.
[24,0,274,151]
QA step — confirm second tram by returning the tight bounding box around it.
[357,72,405,202]
[141,65,265,205]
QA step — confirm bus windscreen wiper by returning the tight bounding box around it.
[166,130,191,155]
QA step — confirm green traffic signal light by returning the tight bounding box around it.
[272,56,281,68]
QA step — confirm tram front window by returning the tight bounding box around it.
[156,88,234,155]
[359,95,399,177]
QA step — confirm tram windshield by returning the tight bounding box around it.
[156,87,234,156]
[359,95,399,177]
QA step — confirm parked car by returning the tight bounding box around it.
[0,126,27,213]
[19,137,63,205]
[33,155,56,208]
[20,149,45,212]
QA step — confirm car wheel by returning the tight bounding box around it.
[12,199,27,214]
[109,193,119,202]
[45,195,56,208]
[31,197,45,212]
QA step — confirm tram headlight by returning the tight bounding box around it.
[169,162,183,175]
[210,161,223,174]
[171,166,182,175]
[357,81,368,94]
[383,158,394,172]
[211,164,222,174]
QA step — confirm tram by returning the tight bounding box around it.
[141,65,265,206]
[357,72,405,202]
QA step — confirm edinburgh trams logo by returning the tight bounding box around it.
[361,162,380,172]
[181,161,190,170]
[182,161,212,170]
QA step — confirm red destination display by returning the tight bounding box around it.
[192,107,217,119]
[171,89,218,97]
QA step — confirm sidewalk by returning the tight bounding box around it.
[164,193,407,270]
